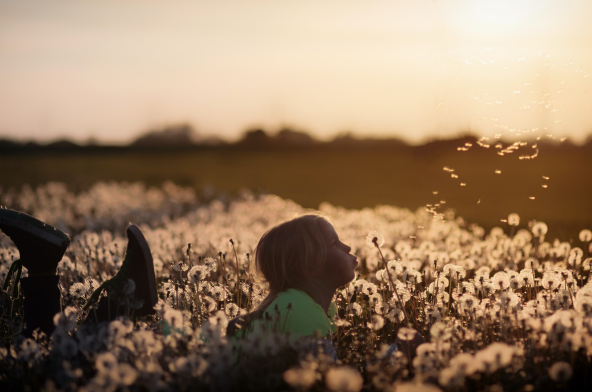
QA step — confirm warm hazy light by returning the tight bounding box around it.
[0,0,591,144]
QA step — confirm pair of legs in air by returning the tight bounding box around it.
[0,208,158,338]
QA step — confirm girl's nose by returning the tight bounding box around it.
[345,244,351,253]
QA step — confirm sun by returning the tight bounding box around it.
[450,0,554,39]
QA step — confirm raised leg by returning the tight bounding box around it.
[0,209,70,337]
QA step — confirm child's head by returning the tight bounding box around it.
[254,213,357,297]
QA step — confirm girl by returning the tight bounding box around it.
[228,214,358,353]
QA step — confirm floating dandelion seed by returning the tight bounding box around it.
[495,170,501,174]
[451,174,459,179]
[542,184,548,188]
[529,197,536,200]
[432,191,439,194]
[460,183,466,186]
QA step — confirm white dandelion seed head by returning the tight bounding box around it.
[53,306,79,332]
[548,361,573,382]
[349,302,363,317]
[225,302,240,319]
[188,265,209,283]
[397,327,418,341]
[368,314,385,331]
[110,363,138,386]
[366,231,385,248]
[283,367,317,389]
[203,296,217,313]
[203,257,217,272]
[95,352,118,373]
[325,366,364,392]
[387,308,405,323]
[163,308,184,329]
[394,382,443,392]
[491,272,511,291]
[439,367,465,388]
[541,272,561,291]
[532,222,548,237]
[579,229,592,242]
[508,213,520,226]
[361,282,378,297]
[171,261,189,272]
[568,248,584,267]
[69,282,87,298]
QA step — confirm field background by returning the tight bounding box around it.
[1,138,591,241]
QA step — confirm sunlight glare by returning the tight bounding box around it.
[453,0,554,38]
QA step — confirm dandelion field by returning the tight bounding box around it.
[1,181,592,391]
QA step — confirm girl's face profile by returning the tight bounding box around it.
[316,220,358,289]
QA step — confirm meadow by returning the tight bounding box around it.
[1,138,591,241]
[0,178,591,391]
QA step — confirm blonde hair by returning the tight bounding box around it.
[248,213,331,321]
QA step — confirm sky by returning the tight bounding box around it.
[1,0,592,144]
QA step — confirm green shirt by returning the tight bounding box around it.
[239,288,337,340]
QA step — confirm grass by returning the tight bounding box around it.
[1,144,591,240]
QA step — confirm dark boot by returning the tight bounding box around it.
[84,224,157,323]
[0,208,70,337]
[0,208,70,276]
[20,275,61,338]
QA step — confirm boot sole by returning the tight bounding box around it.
[0,209,70,249]
[127,224,158,316]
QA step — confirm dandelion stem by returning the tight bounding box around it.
[563,275,575,309]
[230,239,242,307]
[373,239,412,328]
[433,269,441,306]
[282,304,292,332]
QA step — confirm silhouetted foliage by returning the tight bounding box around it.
[131,123,197,147]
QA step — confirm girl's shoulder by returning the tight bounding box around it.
[265,288,336,338]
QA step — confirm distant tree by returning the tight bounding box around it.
[239,129,271,146]
[131,124,197,147]
[274,128,317,145]
[46,139,80,149]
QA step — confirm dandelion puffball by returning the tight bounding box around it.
[325,366,364,392]
[366,231,385,248]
